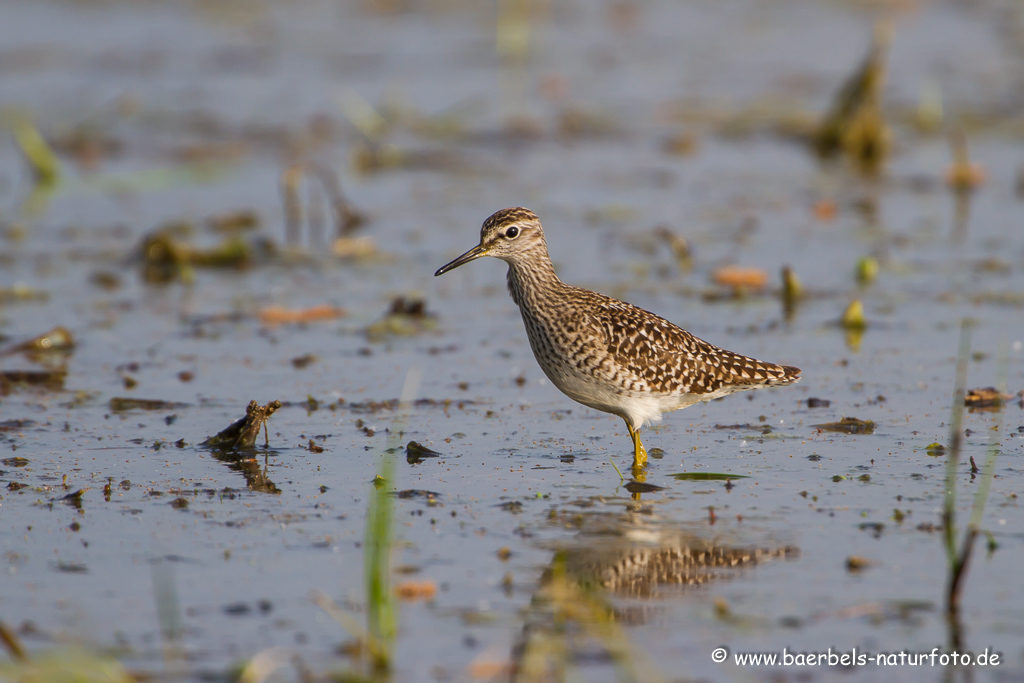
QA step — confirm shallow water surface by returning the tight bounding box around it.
[1,1,1024,681]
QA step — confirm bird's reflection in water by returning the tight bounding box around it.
[559,528,797,598]
[510,514,798,680]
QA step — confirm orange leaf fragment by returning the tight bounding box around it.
[812,199,838,221]
[258,305,345,325]
[467,658,512,680]
[711,265,768,290]
[395,579,437,602]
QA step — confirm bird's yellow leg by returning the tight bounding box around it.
[626,422,648,472]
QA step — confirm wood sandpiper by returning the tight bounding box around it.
[435,208,801,473]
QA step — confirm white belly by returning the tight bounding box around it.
[539,354,769,431]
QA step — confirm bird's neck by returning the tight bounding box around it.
[505,253,562,310]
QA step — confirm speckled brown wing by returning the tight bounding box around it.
[580,292,799,397]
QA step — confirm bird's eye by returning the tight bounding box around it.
[505,226,519,239]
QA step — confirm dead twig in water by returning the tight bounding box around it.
[203,400,282,449]
[0,621,26,662]
[280,162,365,247]
[943,322,971,619]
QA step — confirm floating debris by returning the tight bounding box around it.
[813,417,875,434]
[395,580,437,602]
[780,265,803,317]
[839,299,867,351]
[855,256,879,285]
[670,472,751,481]
[139,232,191,284]
[964,387,1012,410]
[0,326,75,359]
[806,397,831,409]
[661,131,699,156]
[202,399,282,450]
[392,489,441,501]
[258,305,345,326]
[715,423,772,435]
[138,229,275,284]
[845,555,875,573]
[840,300,867,330]
[0,369,66,395]
[623,480,665,494]
[366,296,437,341]
[973,258,1011,275]
[291,353,317,369]
[61,489,88,508]
[108,397,188,412]
[89,271,121,291]
[406,440,441,464]
[711,265,768,292]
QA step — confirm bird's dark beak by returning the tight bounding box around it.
[434,244,490,276]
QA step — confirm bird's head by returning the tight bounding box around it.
[435,207,547,276]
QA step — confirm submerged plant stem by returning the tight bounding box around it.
[942,322,970,576]
[943,323,1004,617]
[967,349,1007,533]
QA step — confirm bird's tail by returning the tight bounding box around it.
[772,365,802,385]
